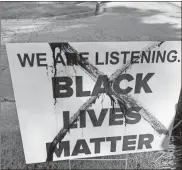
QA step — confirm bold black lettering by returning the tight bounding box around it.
[106,136,121,152]
[46,141,70,157]
[63,111,77,129]
[72,139,91,156]
[152,51,156,63]
[95,52,104,65]
[105,52,109,65]
[156,51,166,63]
[80,52,89,65]
[36,53,47,67]
[110,51,119,65]
[138,134,154,149]
[17,53,35,67]
[90,137,105,154]
[131,51,140,63]
[126,107,141,124]
[167,50,177,62]
[87,108,108,127]
[121,51,130,64]
[80,110,86,128]
[76,76,91,97]
[113,74,133,95]
[109,108,124,126]
[91,75,112,96]
[55,53,66,66]
[134,73,154,94]
[64,52,78,66]
[52,77,73,98]
[151,51,155,63]
[141,51,151,63]
[123,135,137,151]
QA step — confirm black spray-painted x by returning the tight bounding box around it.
[47,41,168,162]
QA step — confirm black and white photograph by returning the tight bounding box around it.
[0,1,181,169]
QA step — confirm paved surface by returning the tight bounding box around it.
[0,2,181,169]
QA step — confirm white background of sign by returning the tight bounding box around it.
[6,41,181,164]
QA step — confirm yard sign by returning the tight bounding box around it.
[6,41,181,164]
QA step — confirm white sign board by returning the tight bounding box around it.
[6,41,181,164]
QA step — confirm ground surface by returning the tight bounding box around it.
[0,1,182,169]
